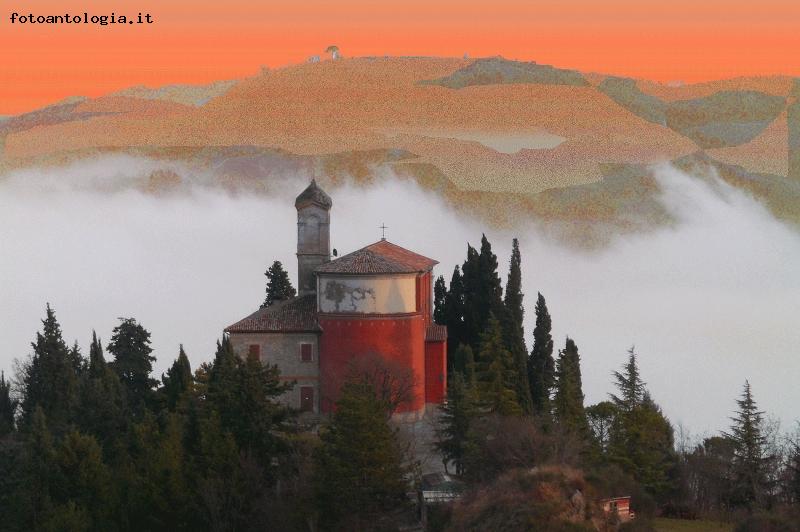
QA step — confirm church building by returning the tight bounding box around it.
[224,180,447,417]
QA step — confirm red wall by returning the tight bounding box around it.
[424,340,447,404]
[318,313,426,413]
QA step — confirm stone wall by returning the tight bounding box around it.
[229,331,320,413]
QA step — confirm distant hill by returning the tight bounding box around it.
[1,56,798,240]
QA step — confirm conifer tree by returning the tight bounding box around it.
[314,379,410,530]
[77,332,127,449]
[552,337,588,435]
[787,438,800,505]
[610,346,646,412]
[436,373,475,475]
[0,371,17,436]
[528,293,555,417]
[461,244,482,350]
[475,315,521,416]
[433,274,447,325]
[162,344,193,410]
[444,266,466,372]
[262,260,296,308]
[477,235,505,330]
[18,304,80,432]
[453,343,474,381]
[503,238,532,414]
[723,380,772,509]
[108,317,157,416]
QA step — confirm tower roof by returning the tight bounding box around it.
[315,239,438,274]
[295,179,332,209]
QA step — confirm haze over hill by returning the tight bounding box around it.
[2,56,799,245]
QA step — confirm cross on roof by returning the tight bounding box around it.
[380,223,388,240]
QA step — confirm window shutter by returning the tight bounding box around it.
[300,343,312,362]
[248,344,260,361]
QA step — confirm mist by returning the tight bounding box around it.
[1,156,798,435]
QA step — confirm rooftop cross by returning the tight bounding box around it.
[380,223,388,240]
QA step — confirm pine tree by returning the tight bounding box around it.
[162,345,193,410]
[108,317,157,416]
[315,380,410,529]
[0,371,17,436]
[610,346,646,412]
[502,238,532,414]
[262,260,296,308]
[723,380,771,509]
[18,304,80,433]
[474,315,521,416]
[433,275,447,325]
[552,337,588,435]
[528,293,555,417]
[436,373,475,475]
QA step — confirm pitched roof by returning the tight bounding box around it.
[315,239,438,275]
[224,294,319,333]
[295,179,332,209]
[425,324,448,342]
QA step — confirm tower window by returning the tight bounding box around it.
[248,344,261,361]
[300,343,313,362]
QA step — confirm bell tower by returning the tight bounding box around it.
[295,179,332,296]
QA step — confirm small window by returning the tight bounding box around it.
[300,343,313,362]
[248,344,261,361]
[300,386,314,412]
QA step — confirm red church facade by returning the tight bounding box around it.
[225,180,447,418]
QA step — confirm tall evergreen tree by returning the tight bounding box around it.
[77,331,128,450]
[314,380,410,530]
[444,266,466,373]
[18,304,80,433]
[528,293,555,417]
[610,346,647,412]
[262,260,296,308]
[787,438,800,505]
[162,345,193,410]
[552,337,588,435]
[108,318,157,416]
[474,315,521,416]
[461,244,482,351]
[433,274,447,325]
[0,371,17,436]
[723,380,772,509]
[436,373,475,475]
[502,238,532,414]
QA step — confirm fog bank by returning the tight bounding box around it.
[1,158,798,434]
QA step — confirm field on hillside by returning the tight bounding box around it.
[653,518,733,532]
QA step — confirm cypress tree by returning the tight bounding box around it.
[77,332,127,449]
[528,293,555,417]
[433,274,447,325]
[723,380,771,509]
[444,266,466,373]
[436,373,475,475]
[787,439,800,505]
[162,345,193,410]
[0,371,17,436]
[477,235,505,331]
[18,304,80,433]
[262,260,296,308]
[461,244,482,350]
[474,315,521,416]
[503,238,532,414]
[552,337,588,435]
[108,318,157,416]
[314,380,410,529]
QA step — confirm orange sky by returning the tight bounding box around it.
[2,0,800,114]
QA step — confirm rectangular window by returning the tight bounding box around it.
[248,344,261,361]
[300,343,313,362]
[300,386,314,412]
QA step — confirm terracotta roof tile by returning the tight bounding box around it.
[316,239,438,274]
[225,295,319,333]
[425,324,448,342]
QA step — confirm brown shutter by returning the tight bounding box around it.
[300,386,314,412]
[300,343,312,362]
[248,344,260,361]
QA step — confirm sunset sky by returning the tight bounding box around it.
[3,0,800,114]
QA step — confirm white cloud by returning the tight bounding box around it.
[0,158,798,434]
